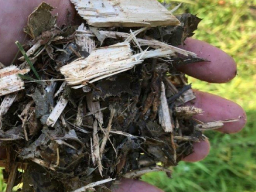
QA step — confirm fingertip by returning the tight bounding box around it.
[192,90,247,134]
[182,140,210,162]
[113,179,163,192]
[177,38,237,83]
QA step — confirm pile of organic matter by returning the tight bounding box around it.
[0,1,224,191]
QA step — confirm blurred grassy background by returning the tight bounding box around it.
[1,0,256,191]
[142,0,256,192]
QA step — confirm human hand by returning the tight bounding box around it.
[0,1,246,191]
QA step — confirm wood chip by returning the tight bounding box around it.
[0,66,30,96]
[0,94,17,129]
[70,0,180,27]
[92,121,103,176]
[159,82,173,132]
[46,95,68,127]
[72,178,115,192]
[60,42,143,86]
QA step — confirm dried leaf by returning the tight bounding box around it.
[24,2,56,39]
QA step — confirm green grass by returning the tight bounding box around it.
[142,0,256,191]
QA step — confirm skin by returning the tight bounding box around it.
[0,1,247,191]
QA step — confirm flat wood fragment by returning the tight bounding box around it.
[159,82,173,132]
[182,89,196,103]
[61,41,177,87]
[61,42,143,86]
[46,95,68,127]
[0,66,30,96]
[71,0,180,27]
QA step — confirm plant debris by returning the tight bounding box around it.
[0,1,233,191]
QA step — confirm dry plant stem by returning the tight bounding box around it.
[18,100,35,140]
[70,0,180,27]
[159,82,173,132]
[92,121,103,176]
[46,95,68,127]
[6,163,18,192]
[72,178,115,192]
[100,108,115,154]
[0,66,30,96]
[31,158,56,171]
[86,93,104,125]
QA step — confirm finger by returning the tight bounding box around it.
[177,38,237,83]
[0,0,76,65]
[189,90,247,133]
[182,140,210,162]
[113,179,163,192]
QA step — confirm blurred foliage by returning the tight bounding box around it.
[143,0,256,191]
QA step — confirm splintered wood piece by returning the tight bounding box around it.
[0,94,17,117]
[175,106,203,117]
[61,41,177,87]
[83,29,198,57]
[159,82,173,132]
[100,108,115,154]
[72,178,115,192]
[70,0,180,27]
[46,95,68,127]
[196,119,239,130]
[60,42,143,86]
[0,66,30,96]
[92,121,103,176]
[76,23,96,53]
[182,89,196,103]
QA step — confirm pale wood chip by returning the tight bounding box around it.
[70,0,180,27]
[72,178,115,192]
[158,82,173,132]
[92,121,103,176]
[46,95,68,127]
[0,66,30,96]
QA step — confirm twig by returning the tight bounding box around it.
[72,178,115,192]
[6,163,19,192]
[100,108,115,154]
